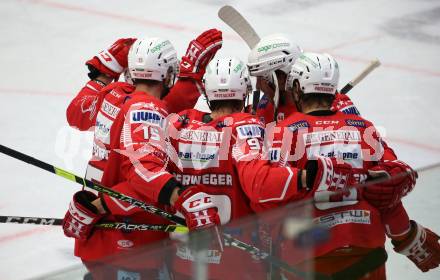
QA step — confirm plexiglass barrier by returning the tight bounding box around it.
[32,164,440,280]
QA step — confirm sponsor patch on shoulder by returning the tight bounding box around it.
[345,119,366,127]
[236,124,264,139]
[288,120,309,132]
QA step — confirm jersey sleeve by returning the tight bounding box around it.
[66,81,106,131]
[163,78,203,114]
[231,120,304,211]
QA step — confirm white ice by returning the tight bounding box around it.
[0,0,439,279]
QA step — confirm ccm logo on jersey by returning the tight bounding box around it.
[315,120,339,125]
[314,210,371,228]
[130,110,165,127]
[236,125,264,139]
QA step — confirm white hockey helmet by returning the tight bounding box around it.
[247,34,302,77]
[128,37,178,85]
[204,57,251,102]
[286,52,339,95]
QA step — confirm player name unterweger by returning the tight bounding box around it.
[303,130,361,145]
[173,173,233,186]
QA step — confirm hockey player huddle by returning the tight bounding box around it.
[63,28,440,279]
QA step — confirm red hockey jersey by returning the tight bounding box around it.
[66,79,202,182]
[74,92,174,268]
[271,110,387,258]
[168,109,305,279]
[69,79,202,267]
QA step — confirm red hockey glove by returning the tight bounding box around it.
[62,191,104,240]
[179,29,223,80]
[306,157,364,192]
[307,157,367,210]
[363,160,417,211]
[86,38,136,80]
[174,185,220,230]
[331,93,361,115]
[392,221,440,272]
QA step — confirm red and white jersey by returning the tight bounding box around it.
[169,109,305,222]
[75,92,173,265]
[271,110,387,257]
[66,79,203,182]
[170,109,260,221]
[169,109,301,279]
[70,79,202,265]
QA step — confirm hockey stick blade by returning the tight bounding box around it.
[0,215,188,233]
[218,5,260,48]
[340,59,381,94]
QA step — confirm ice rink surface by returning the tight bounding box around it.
[0,0,439,279]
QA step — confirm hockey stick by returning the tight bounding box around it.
[0,144,329,280]
[0,215,189,233]
[218,5,260,48]
[218,5,263,115]
[340,59,381,94]
[0,144,186,225]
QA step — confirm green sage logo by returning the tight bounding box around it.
[257,42,290,53]
[299,54,318,68]
[233,62,243,73]
[151,40,170,53]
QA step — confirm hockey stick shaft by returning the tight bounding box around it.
[219,5,262,115]
[0,144,186,225]
[0,215,188,233]
[0,144,327,280]
[340,59,381,94]
[218,5,260,48]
